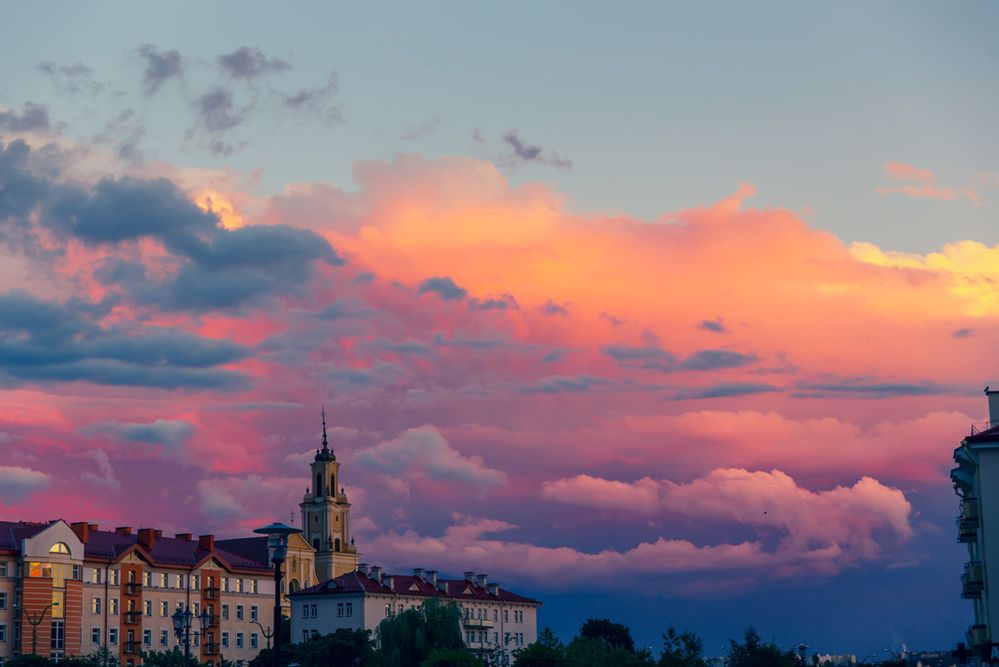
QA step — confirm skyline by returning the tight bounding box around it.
[1,2,997,656]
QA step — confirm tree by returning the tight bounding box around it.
[4,656,51,667]
[514,628,567,667]
[727,627,797,667]
[578,618,636,653]
[419,647,485,667]
[565,638,654,667]
[140,648,212,667]
[299,629,374,667]
[373,598,465,667]
[659,627,706,667]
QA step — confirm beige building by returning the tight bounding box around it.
[952,389,999,650]
[289,566,540,664]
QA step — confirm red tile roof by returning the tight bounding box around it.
[291,570,539,605]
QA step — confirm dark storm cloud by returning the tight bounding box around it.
[698,317,728,334]
[418,276,468,301]
[217,47,291,79]
[0,290,249,390]
[0,102,52,133]
[135,45,183,95]
[502,130,573,170]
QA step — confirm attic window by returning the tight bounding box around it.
[408,583,420,591]
[326,581,337,590]
[463,586,473,595]
[49,543,70,554]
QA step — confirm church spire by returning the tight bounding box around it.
[315,406,335,462]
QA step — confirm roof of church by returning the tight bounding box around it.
[290,569,540,604]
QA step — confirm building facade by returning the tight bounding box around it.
[951,389,999,650]
[289,566,540,663]
[0,519,275,667]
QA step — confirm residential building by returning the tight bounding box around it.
[289,566,540,663]
[951,388,999,650]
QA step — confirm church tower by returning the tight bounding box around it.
[300,409,359,581]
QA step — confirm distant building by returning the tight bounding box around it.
[289,566,540,663]
[951,389,999,649]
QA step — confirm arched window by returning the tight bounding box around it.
[289,579,301,593]
[316,474,322,496]
[334,538,341,552]
[49,543,70,554]
[331,474,336,494]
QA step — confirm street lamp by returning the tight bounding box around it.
[254,522,301,667]
[173,606,211,667]
[251,619,274,650]
[21,601,59,656]
[796,643,808,666]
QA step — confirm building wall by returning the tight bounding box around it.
[978,448,999,639]
[0,556,17,663]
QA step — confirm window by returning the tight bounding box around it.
[111,598,119,615]
[109,629,118,646]
[143,572,151,587]
[50,542,70,554]
[385,603,392,617]
[91,597,101,614]
[302,631,309,643]
[222,632,229,648]
[158,630,167,647]
[250,606,258,622]
[235,633,244,649]
[0,592,6,610]
[176,601,184,612]
[0,561,7,577]
[222,577,230,592]
[160,601,168,617]
[144,600,152,616]
[192,575,200,590]
[236,605,244,621]
[301,605,308,619]
[91,628,100,644]
[143,629,151,646]
[193,603,200,616]
[72,565,81,580]
[493,609,497,621]
[310,630,318,640]
[236,578,244,593]
[193,633,200,648]
[51,620,64,651]
[250,633,258,649]
[345,602,353,617]
[159,573,167,588]
[0,624,6,642]
[310,605,317,619]
[250,579,258,594]
[222,604,230,620]
[337,603,344,617]
[112,570,120,586]
[91,569,101,584]
[176,574,184,589]
[504,610,508,623]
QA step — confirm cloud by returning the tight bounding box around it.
[36,61,105,95]
[195,88,246,133]
[672,382,778,400]
[876,161,979,204]
[401,117,440,141]
[501,130,572,170]
[515,375,605,394]
[196,475,315,527]
[884,162,935,184]
[282,72,341,122]
[603,336,756,373]
[468,293,518,311]
[0,102,52,133]
[953,327,974,338]
[0,466,52,503]
[679,349,757,371]
[418,276,468,301]
[539,300,569,316]
[698,317,727,334]
[80,450,121,493]
[354,426,506,488]
[793,378,948,398]
[217,47,291,79]
[79,419,195,448]
[542,475,662,514]
[135,45,183,95]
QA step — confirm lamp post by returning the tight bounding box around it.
[251,620,274,650]
[795,643,808,666]
[173,606,210,667]
[254,522,301,667]
[22,601,59,656]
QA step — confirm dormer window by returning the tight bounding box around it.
[49,543,70,554]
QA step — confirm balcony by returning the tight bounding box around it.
[123,641,141,655]
[961,561,985,599]
[462,617,495,630]
[957,498,981,543]
[123,611,143,625]
[125,582,142,595]
[204,615,220,628]
[970,624,989,647]
[203,643,220,656]
[204,587,220,600]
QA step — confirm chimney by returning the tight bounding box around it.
[487,583,499,596]
[176,533,192,541]
[357,563,369,576]
[198,534,214,551]
[370,565,382,584]
[137,528,156,551]
[412,567,424,581]
[88,523,99,532]
[383,574,394,590]
[70,522,90,544]
[463,571,475,583]
[154,529,163,538]
[115,526,132,536]
[426,570,438,587]
[437,579,448,593]
[988,388,999,425]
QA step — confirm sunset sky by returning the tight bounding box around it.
[2,1,998,655]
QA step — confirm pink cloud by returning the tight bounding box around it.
[884,162,936,184]
[877,161,979,204]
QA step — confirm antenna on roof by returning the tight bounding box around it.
[289,511,295,526]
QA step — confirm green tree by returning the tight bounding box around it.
[299,629,374,667]
[373,598,464,667]
[565,637,654,667]
[514,628,567,667]
[578,618,636,653]
[727,627,797,667]
[140,648,212,667]
[3,656,50,667]
[659,627,706,667]
[419,647,484,667]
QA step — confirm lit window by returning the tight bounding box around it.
[49,543,70,554]
[144,600,152,616]
[250,579,258,594]
[92,597,101,614]
[111,599,119,615]
[112,570,120,586]
[160,601,168,617]
[143,572,151,587]
[160,573,167,588]
[91,569,101,584]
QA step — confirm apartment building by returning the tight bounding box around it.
[0,519,275,667]
[289,566,540,663]
[952,389,999,651]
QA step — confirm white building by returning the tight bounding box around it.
[289,565,540,662]
[951,388,999,650]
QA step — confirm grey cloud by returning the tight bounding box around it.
[469,294,518,311]
[418,276,468,301]
[953,327,975,338]
[217,47,291,79]
[0,466,51,503]
[502,130,573,170]
[678,350,757,371]
[36,61,105,95]
[79,419,195,447]
[541,348,566,363]
[195,88,246,133]
[135,45,183,95]
[698,318,728,334]
[672,383,779,400]
[516,375,605,394]
[539,300,569,316]
[401,117,440,141]
[793,379,948,399]
[0,102,52,133]
[432,332,504,350]
[603,336,756,373]
[282,72,341,123]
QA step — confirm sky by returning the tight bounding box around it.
[1,1,997,656]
